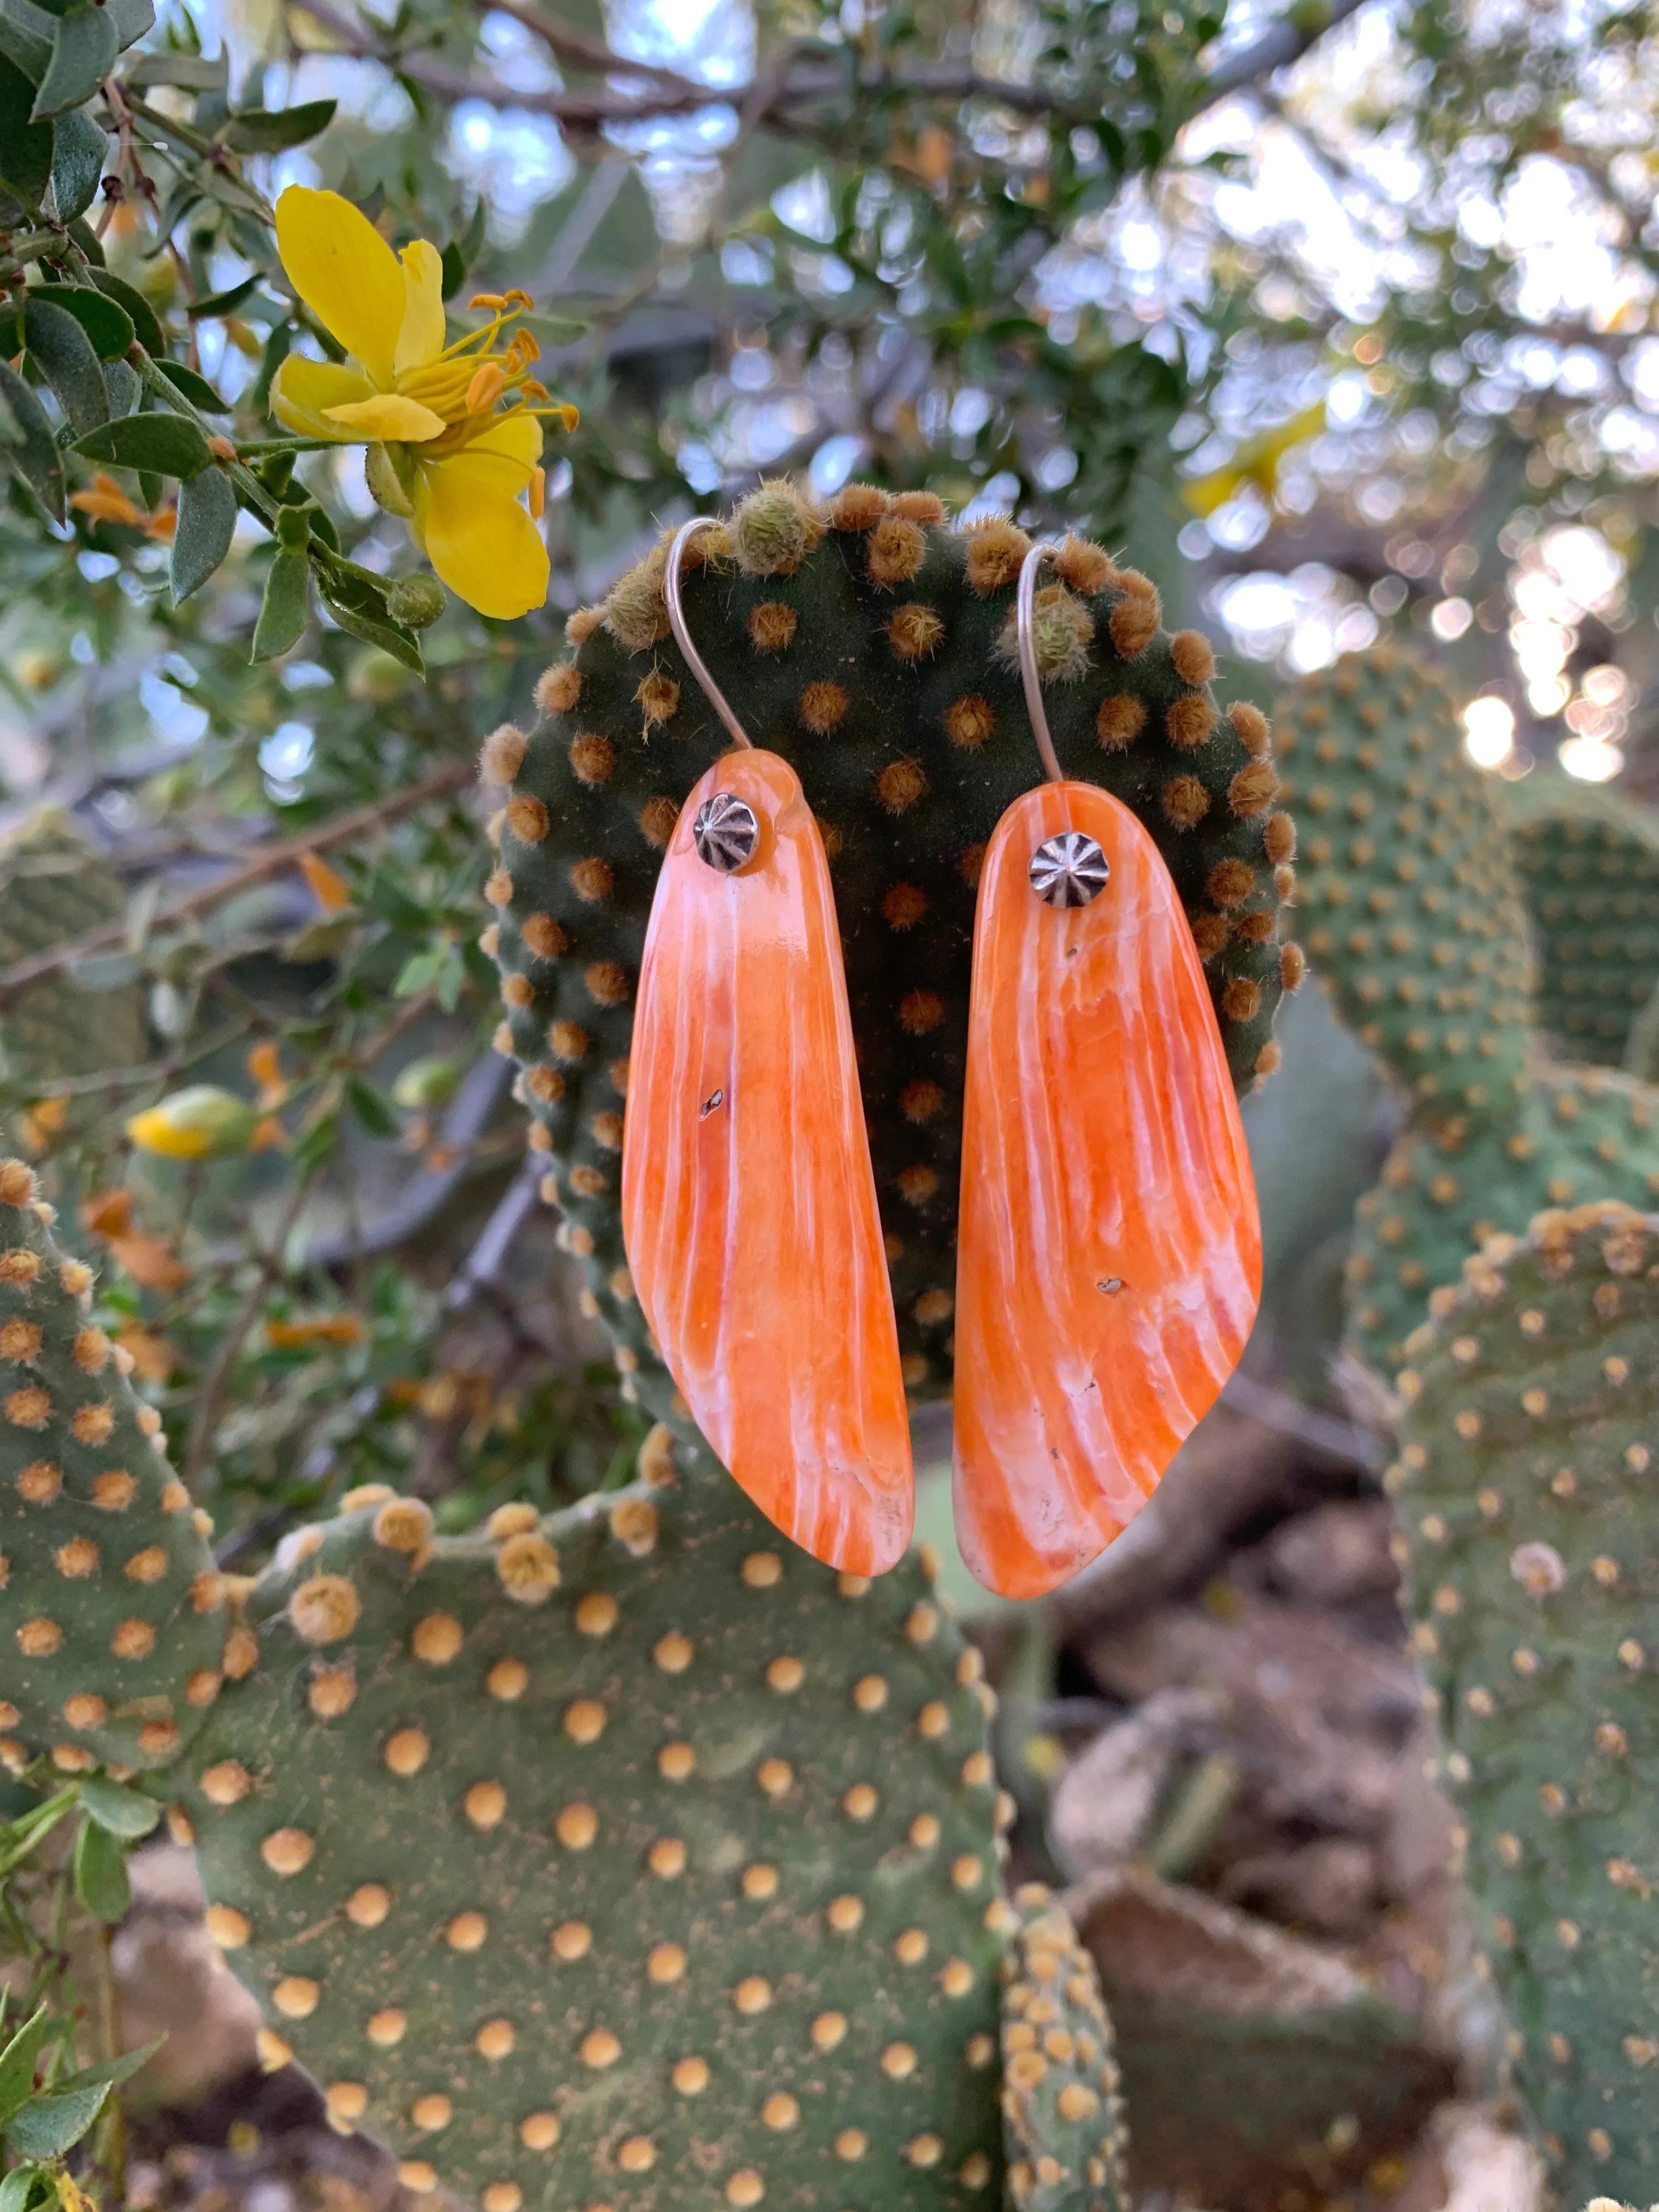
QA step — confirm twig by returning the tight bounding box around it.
[0,759,474,1011]
[293,0,1373,133]
[181,1171,313,1492]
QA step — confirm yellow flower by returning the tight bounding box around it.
[127,1086,259,1160]
[269,188,576,620]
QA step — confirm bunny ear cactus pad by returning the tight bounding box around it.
[484,481,1296,1401]
[1391,1203,1659,2200]
[1273,644,1531,1126]
[1000,1887,1127,2212]
[0,1158,226,1776]
[1276,652,1659,1374]
[179,1444,1018,2211]
[1505,781,1659,1070]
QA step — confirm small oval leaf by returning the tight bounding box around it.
[30,5,117,121]
[73,410,213,478]
[252,546,310,661]
[23,295,108,435]
[171,464,236,602]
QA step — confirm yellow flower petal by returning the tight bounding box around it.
[323,393,447,441]
[463,409,543,472]
[275,187,405,387]
[416,443,548,619]
[396,239,447,377]
[272,355,375,440]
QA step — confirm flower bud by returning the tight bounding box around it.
[126,1086,260,1161]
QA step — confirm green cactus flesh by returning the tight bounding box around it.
[1506,782,1659,1071]
[178,1450,1038,2211]
[1274,645,1531,1130]
[1345,1064,1659,1371]
[1273,649,1659,1374]
[0,822,148,1085]
[1391,1202,1659,2199]
[0,1158,224,1775]
[1000,1889,1127,2212]
[486,481,1296,1405]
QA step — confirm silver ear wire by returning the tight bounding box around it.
[665,518,753,755]
[1015,539,1068,787]
[665,517,761,872]
[1015,540,1109,908]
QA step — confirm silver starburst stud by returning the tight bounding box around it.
[693,792,759,873]
[1029,830,1109,907]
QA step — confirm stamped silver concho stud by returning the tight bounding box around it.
[692,791,759,873]
[1029,830,1109,907]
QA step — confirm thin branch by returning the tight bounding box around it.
[293,0,1375,134]
[1196,0,1372,110]
[181,1169,313,1492]
[0,758,473,1011]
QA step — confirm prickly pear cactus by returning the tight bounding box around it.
[0,1159,226,1775]
[1506,782,1659,1071]
[1000,1887,1127,2212]
[1275,650,1659,1371]
[1391,1201,1659,2200]
[180,1467,1013,2212]
[485,481,1298,1404]
[0,817,149,1084]
[0,1153,1129,2212]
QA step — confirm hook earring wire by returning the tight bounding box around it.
[1015,539,1068,786]
[665,517,753,753]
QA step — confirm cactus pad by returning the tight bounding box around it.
[486,482,1295,1407]
[1000,1887,1127,2212]
[1274,645,1531,1128]
[0,1158,224,1775]
[1392,1202,1659,2199]
[1345,1065,1659,1370]
[180,1448,1019,2210]
[1506,783,1659,1071]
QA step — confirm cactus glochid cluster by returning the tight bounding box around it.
[0,1156,1131,2212]
[482,478,1299,1414]
[1391,1201,1659,2204]
[1273,648,1659,1372]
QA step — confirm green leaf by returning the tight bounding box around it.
[78,1777,161,1839]
[221,97,335,151]
[345,1074,398,1138]
[0,4,53,74]
[0,360,65,523]
[187,272,259,319]
[252,546,309,661]
[88,269,163,354]
[105,0,153,51]
[171,464,236,601]
[30,4,116,120]
[56,2039,162,2093]
[5,2084,110,2159]
[73,410,212,478]
[0,2162,49,2212]
[72,1814,129,1923]
[48,104,104,218]
[22,295,106,434]
[0,55,53,208]
[125,48,224,88]
[440,240,466,299]
[0,2008,50,2128]
[153,358,227,412]
[318,576,424,674]
[27,282,131,358]
[293,1103,340,1170]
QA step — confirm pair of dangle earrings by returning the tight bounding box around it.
[620,520,1262,1596]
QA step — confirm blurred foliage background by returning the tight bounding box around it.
[1,0,1655,1549]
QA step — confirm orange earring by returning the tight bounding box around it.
[620,520,913,1576]
[951,543,1262,1599]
